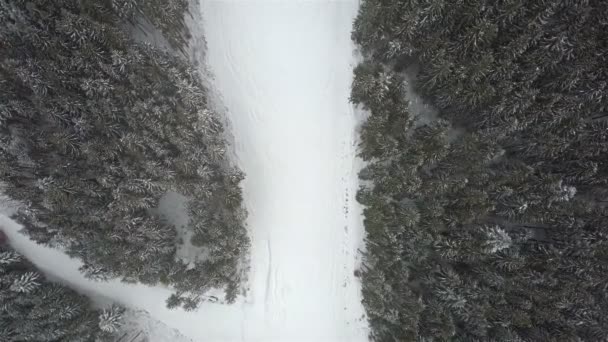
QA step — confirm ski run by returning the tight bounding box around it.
[3,1,370,341]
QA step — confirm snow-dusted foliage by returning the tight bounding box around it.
[482,226,512,254]
[0,243,118,341]
[353,0,608,340]
[111,0,189,49]
[0,0,248,307]
[0,251,20,265]
[99,305,124,333]
[9,272,40,294]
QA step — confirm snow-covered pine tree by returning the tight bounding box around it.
[98,305,125,333]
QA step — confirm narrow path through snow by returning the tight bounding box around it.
[2,1,369,341]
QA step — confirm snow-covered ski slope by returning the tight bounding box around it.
[3,1,369,341]
[202,0,368,340]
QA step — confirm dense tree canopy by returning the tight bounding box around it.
[0,0,248,307]
[0,243,122,341]
[352,0,608,340]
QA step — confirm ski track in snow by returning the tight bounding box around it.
[2,1,369,341]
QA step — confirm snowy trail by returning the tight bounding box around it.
[202,1,368,340]
[2,1,369,341]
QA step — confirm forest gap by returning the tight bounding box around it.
[202,1,369,340]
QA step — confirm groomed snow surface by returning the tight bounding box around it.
[3,1,370,341]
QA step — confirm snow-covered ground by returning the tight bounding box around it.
[201,1,368,340]
[2,1,369,341]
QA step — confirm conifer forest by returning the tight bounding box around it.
[1,0,248,333]
[1,0,608,340]
[353,0,608,340]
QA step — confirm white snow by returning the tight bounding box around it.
[2,1,370,341]
[201,1,369,340]
[155,191,208,269]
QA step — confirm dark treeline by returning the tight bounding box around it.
[352,0,608,341]
[0,0,248,312]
